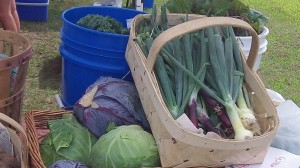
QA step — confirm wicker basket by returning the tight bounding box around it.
[125,15,279,167]
[0,112,28,168]
[0,30,32,123]
[25,110,70,168]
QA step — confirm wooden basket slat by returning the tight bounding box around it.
[0,29,32,122]
[0,41,3,53]
[0,70,11,101]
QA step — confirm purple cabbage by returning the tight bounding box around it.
[74,77,150,138]
[48,160,88,168]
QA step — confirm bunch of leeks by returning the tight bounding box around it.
[134,5,260,140]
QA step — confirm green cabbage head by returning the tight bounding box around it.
[89,125,160,168]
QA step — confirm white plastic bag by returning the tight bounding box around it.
[93,0,122,7]
[266,89,285,106]
[227,147,300,168]
[271,100,300,155]
[176,114,222,139]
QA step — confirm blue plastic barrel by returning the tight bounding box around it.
[60,6,146,107]
[143,0,154,9]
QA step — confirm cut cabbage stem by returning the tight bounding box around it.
[79,86,98,107]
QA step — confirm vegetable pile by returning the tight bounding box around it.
[134,5,261,140]
[40,77,160,168]
[38,4,265,167]
[77,14,130,35]
[165,0,269,35]
[40,115,159,168]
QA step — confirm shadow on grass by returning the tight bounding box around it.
[38,56,62,90]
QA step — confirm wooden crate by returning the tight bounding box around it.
[125,14,279,167]
[0,30,32,122]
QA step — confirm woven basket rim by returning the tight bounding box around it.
[25,110,71,168]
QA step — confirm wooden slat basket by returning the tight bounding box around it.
[0,112,28,168]
[0,29,32,123]
[125,14,279,167]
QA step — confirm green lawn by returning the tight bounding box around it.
[20,0,299,113]
[242,0,300,104]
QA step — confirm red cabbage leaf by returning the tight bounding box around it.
[74,77,150,138]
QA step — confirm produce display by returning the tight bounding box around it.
[35,4,269,167]
[134,5,261,140]
[4,1,292,167]
[39,77,159,168]
[77,14,130,35]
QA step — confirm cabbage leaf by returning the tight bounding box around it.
[74,77,150,138]
[40,135,66,167]
[40,114,97,167]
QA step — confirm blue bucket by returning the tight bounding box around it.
[60,45,130,107]
[61,6,145,52]
[60,6,146,107]
[60,32,125,58]
[143,0,154,8]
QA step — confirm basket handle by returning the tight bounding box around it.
[0,112,28,167]
[146,16,259,71]
[0,112,27,140]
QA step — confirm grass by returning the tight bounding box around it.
[21,0,92,111]
[242,0,300,104]
[19,0,299,113]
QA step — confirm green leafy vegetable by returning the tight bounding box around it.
[40,135,66,167]
[166,0,268,34]
[77,14,130,35]
[40,114,97,167]
[89,125,160,168]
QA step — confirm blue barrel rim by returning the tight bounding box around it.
[60,29,126,55]
[61,41,127,60]
[59,45,129,73]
